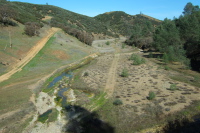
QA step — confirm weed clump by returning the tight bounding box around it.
[164,65,170,70]
[120,68,129,77]
[149,52,153,58]
[169,84,177,91]
[147,91,156,100]
[130,54,146,65]
[162,53,169,63]
[106,41,110,45]
[113,99,123,106]
[122,43,126,49]
[83,71,89,77]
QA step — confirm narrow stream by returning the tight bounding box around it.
[47,71,73,107]
[47,71,73,88]
[57,88,69,107]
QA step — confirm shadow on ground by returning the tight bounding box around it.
[64,105,115,133]
[161,116,200,133]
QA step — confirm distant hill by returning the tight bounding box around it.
[94,11,161,36]
[0,1,161,39]
[0,1,116,39]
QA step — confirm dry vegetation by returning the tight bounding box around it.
[71,41,200,132]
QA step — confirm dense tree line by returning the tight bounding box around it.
[153,2,200,68]
[50,20,93,45]
[125,20,154,49]
[126,2,200,70]
[175,3,200,70]
[152,18,190,65]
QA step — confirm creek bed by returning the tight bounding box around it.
[46,71,73,107]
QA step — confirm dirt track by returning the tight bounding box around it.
[104,53,120,97]
[0,27,60,83]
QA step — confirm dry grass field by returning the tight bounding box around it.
[71,39,200,133]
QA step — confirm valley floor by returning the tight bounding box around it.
[1,33,200,133]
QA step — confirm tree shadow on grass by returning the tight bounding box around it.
[64,105,115,133]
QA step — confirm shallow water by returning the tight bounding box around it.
[47,71,73,88]
[57,88,69,107]
[47,71,73,107]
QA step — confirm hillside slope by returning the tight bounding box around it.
[0,27,60,82]
[94,11,161,36]
[0,1,115,38]
[1,1,161,39]
[0,28,97,133]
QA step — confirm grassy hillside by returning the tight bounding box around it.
[0,29,97,132]
[0,1,115,38]
[0,1,161,39]
[0,23,52,74]
[94,11,161,36]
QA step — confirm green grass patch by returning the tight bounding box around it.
[48,108,59,123]
[96,99,116,122]
[147,91,156,100]
[89,92,107,110]
[171,75,200,88]
[38,109,52,123]
[120,68,129,77]
[23,36,56,70]
[130,54,146,65]
[54,96,62,106]
[105,41,110,45]
[42,87,54,94]
[169,84,177,91]
[164,65,170,70]
[196,105,200,110]
[74,74,81,81]
[0,36,57,87]
[122,43,126,49]
[0,87,31,114]
[113,99,123,105]
[10,115,34,133]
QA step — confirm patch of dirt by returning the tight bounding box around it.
[104,53,120,98]
[42,16,53,21]
[51,50,69,60]
[92,37,129,53]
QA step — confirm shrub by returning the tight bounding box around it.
[121,68,129,77]
[162,53,169,63]
[130,54,146,65]
[141,58,146,64]
[122,43,126,49]
[169,84,177,91]
[83,72,89,77]
[194,76,200,82]
[164,65,170,70]
[113,99,123,105]
[147,91,156,100]
[106,41,110,45]
[24,22,41,36]
[149,52,153,58]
